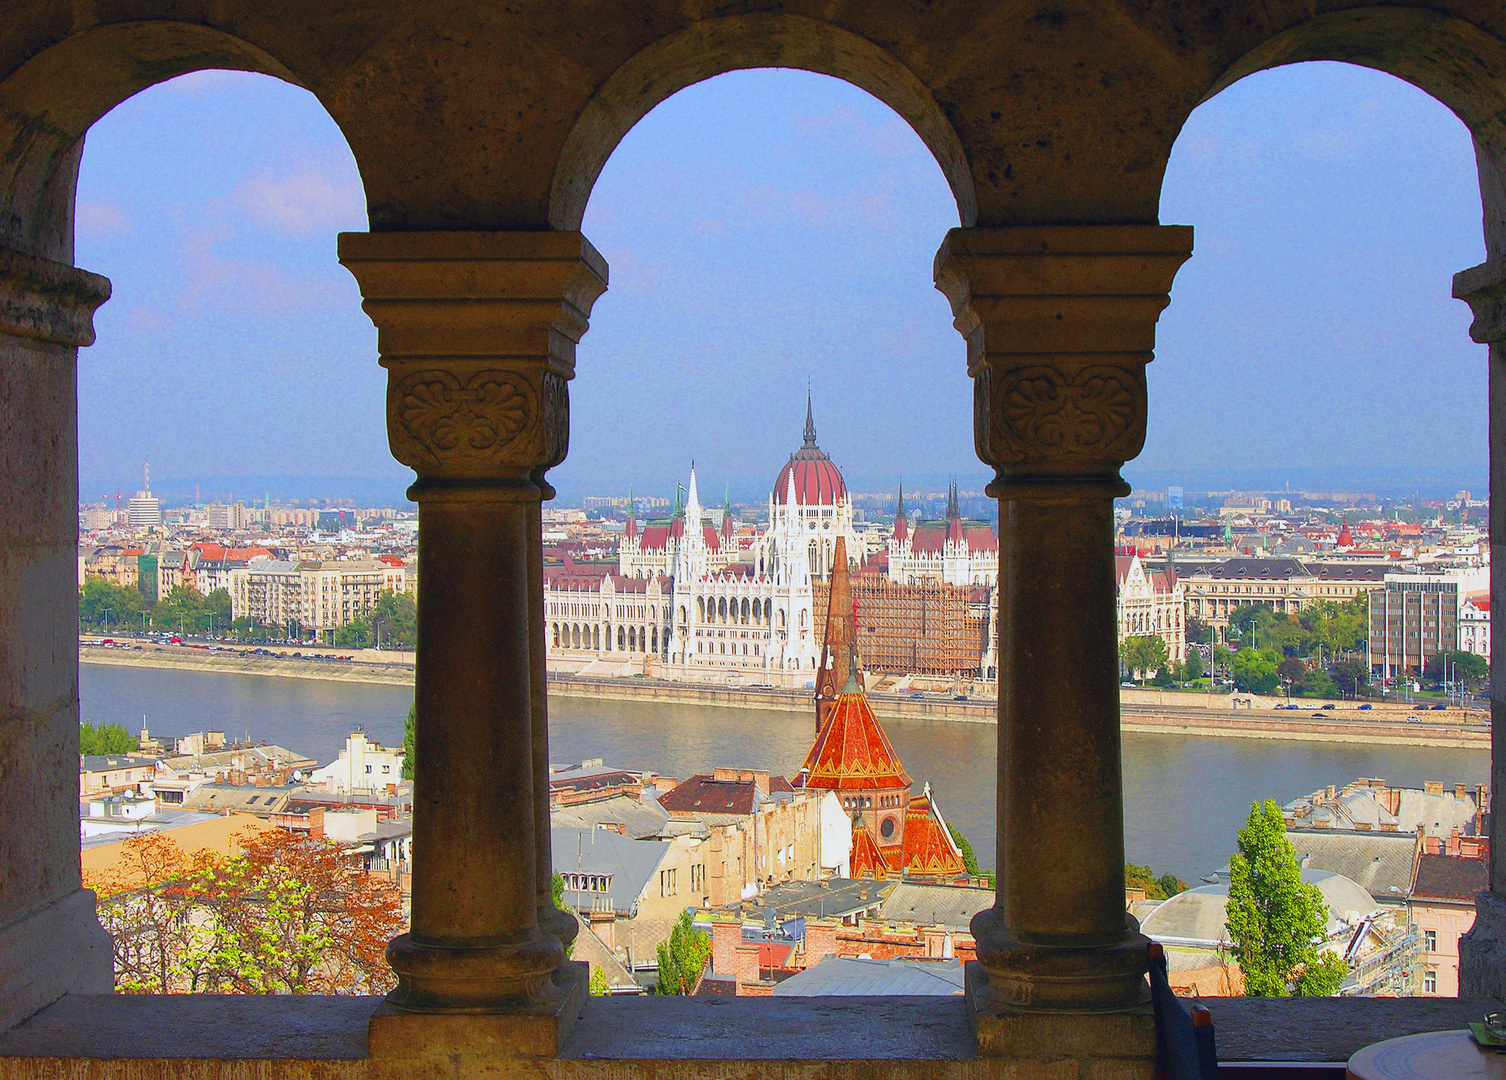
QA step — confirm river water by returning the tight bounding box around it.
[82,665,1490,884]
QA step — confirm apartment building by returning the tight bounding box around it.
[1367,568,1491,678]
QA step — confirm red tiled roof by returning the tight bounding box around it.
[774,447,846,507]
[659,773,786,817]
[901,793,965,879]
[794,688,912,792]
[907,523,996,555]
[849,822,888,879]
[1412,853,1488,901]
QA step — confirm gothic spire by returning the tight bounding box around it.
[803,390,817,448]
[895,480,906,521]
[946,479,959,520]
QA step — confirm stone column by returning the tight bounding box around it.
[934,226,1192,1048]
[529,470,578,960]
[339,232,606,1022]
[0,247,114,1031]
[1452,258,1506,998]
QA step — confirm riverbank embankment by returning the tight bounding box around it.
[79,643,1488,749]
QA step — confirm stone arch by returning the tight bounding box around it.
[1182,9,1506,253]
[0,22,348,260]
[547,13,976,231]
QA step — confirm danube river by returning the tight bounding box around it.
[82,665,1490,884]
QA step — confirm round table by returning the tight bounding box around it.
[1349,1029,1506,1079]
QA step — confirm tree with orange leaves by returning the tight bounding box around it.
[87,828,404,994]
[197,828,402,994]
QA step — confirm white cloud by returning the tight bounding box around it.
[232,169,365,236]
[76,201,130,239]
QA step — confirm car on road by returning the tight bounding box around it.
[1429,703,1448,710]
[1356,704,1372,710]
[1311,712,1326,719]
[1320,704,1336,710]
[954,695,969,701]
[1406,715,1422,723]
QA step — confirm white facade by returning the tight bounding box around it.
[886,482,998,587]
[547,409,848,683]
[310,731,405,796]
[1115,551,1186,660]
[126,463,161,527]
[1459,593,1491,661]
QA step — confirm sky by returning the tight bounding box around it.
[74,62,1487,507]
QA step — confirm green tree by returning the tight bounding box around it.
[1425,651,1488,688]
[80,721,136,755]
[1330,657,1369,698]
[1120,635,1169,684]
[654,910,711,995]
[1184,647,1205,682]
[1301,668,1338,699]
[1225,801,1347,997]
[368,589,417,649]
[1156,873,1188,899]
[589,966,611,996]
[401,705,415,781]
[80,576,148,630]
[1230,648,1280,694]
[949,824,995,886]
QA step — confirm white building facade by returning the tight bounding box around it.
[310,731,405,796]
[1115,549,1186,660]
[886,482,999,586]
[546,407,849,683]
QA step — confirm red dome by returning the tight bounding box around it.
[773,398,847,506]
[774,447,847,506]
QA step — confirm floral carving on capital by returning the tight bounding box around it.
[388,368,539,473]
[975,363,1146,471]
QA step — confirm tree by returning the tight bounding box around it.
[589,966,611,995]
[1185,616,1211,647]
[1230,648,1280,694]
[1225,801,1347,997]
[87,828,404,995]
[204,829,404,994]
[1184,647,1205,683]
[654,910,711,995]
[1121,635,1169,684]
[401,704,415,781]
[949,824,995,886]
[80,721,136,755]
[1425,651,1488,689]
[1301,668,1338,699]
[80,576,148,630]
[1125,863,1188,901]
[1330,658,1369,698]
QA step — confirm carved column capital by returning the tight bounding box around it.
[339,231,608,493]
[1454,258,1506,344]
[0,247,111,348]
[934,225,1192,496]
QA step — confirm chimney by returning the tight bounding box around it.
[1456,784,1469,801]
[1448,828,1462,857]
[713,767,739,783]
[803,920,839,968]
[1425,781,1444,796]
[1478,784,1490,813]
[711,919,742,978]
[309,806,325,839]
[734,942,762,994]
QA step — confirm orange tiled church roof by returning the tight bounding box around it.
[795,686,912,791]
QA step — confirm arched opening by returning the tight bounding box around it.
[1135,56,1490,924]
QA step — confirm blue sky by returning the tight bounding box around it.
[75,63,1486,506]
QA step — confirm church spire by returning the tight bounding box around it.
[814,535,858,732]
[625,486,637,540]
[803,390,817,448]
[946,478,959,520]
